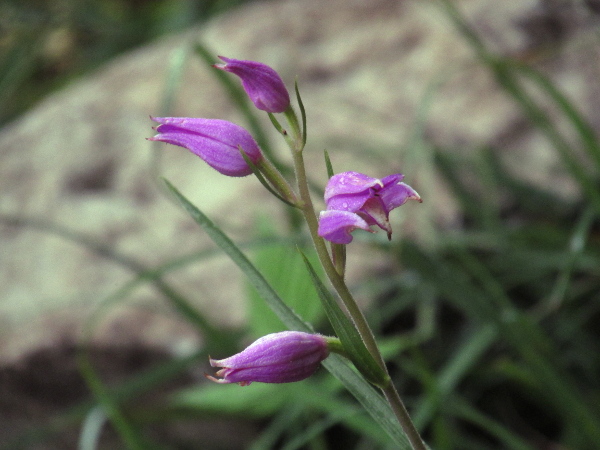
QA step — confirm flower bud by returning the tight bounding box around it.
[149,117,262,177]
[206,331,330,386]
[214,56,290,113]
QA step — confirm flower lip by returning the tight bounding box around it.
[318,210,373,244]
[213,56,290,113]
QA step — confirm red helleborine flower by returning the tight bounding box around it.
[318,171,421,244]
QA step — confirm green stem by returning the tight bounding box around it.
[256,155,301,207]
[325,336,350,359]
[294,151,426,448]
[292,149,385,364]
[283,111,426,449]
[278,102,427,448]
[331,243,347,278]
[382,384,428,450]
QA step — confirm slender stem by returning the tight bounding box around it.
[331,243,346,278]
[282,105,426,449]
[257,155,301,206]
[325,336,350,359]
[282,111,381,360]
[291,148,385,368]
[382,383,428,450]
[292,149,427,448]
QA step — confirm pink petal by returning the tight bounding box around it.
[318,210,373,244]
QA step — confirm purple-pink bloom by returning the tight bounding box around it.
[148,117,262,177]
[213,56,290,113]
[318,210,373,245]
[318,171,421,244]
[206,331,329,386]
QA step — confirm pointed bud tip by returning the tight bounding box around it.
[204,373,228,384]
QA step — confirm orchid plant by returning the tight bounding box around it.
[150,55,426,449]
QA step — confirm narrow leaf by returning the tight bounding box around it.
[324,150,334,179]
[239,148,296,207]
[298,249,388,387]
[295,79,307,147]
[268,112,286,135]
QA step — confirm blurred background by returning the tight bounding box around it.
[1,0,599,448]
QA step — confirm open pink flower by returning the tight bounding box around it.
[318,171,421,244]
[214,56,290,113]
[206,331,330,386]
[148,117,262,177]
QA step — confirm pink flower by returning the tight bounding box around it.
[148,117,262,177]
[214,56,290,113]
[206,331,330,386]
[318,171,421,244]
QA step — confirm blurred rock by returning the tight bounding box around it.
[0,0,598,365]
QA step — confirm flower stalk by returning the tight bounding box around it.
[255,154,301,207]
[283,99,427,450]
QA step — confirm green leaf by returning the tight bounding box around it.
[402,239,600,442]
[413,324,497,429]
[322,355,411,448]
[78,407,107,450]
[295,79,307,147]
[509,60,600,171]
[247,226,323,337]
[163,178,311,331]
[267,112,286,135]
[451,395,535,450]
[173,379,395,448]
[298,250,389,388]
[77,351,148,450]
[172,382,294,418]
[239,148,296,207]
[323,150,334,179]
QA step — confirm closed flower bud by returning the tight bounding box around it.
[206,331,330,386]
[214,56,290,113]
[149,117,262,177]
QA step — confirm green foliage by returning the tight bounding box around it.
[246,221,323,337]
[299,250,389,387]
